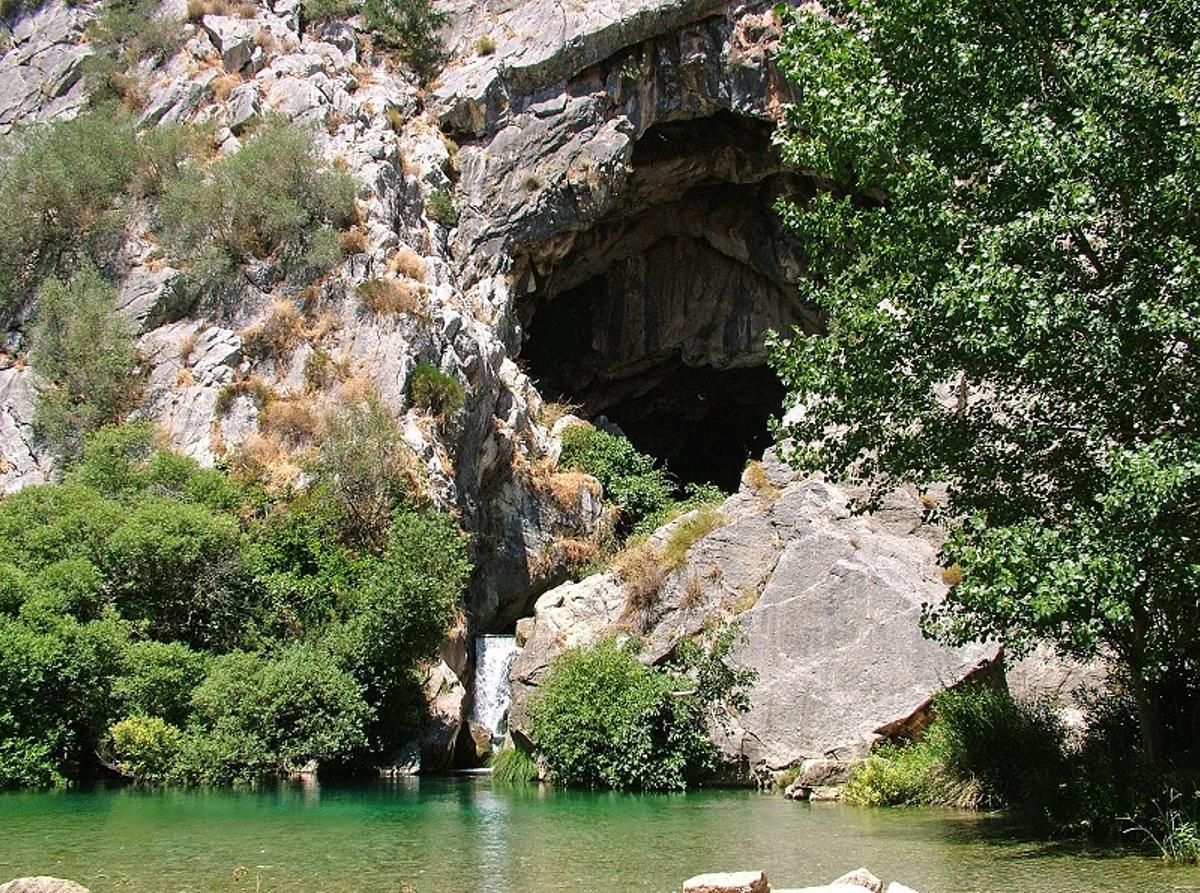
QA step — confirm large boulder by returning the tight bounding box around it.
[510,452,1000,773]
[682,870,770,893]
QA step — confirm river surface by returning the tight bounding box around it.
[1,776,1198,892]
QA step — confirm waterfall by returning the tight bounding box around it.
[470,635,519,746]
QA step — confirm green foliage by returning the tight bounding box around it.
[0,422,472,788]
[844,685,1069,811]
[558,425,674,534]
[179,644,369,783]
[770,0,1200,763]
[491,747,538,784]
[315,394,422,549]
[362,0,449,77]
[1130,792,1200,865]
[160,118,356,293]
[529,629,754,791]
[301,0,358,23]
[408,361,465,423]
[83,0,181,108]
[424,189,458,226]
[0,112,138,320]
[106,715,185,781]
[660,504,725,570]
[29,267,143,460]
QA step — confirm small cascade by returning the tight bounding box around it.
[470,635,519,749]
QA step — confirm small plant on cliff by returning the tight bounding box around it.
[363,0,450,78]
[425,189,459,227]
[529,628,753,791]
[409,361,465,423]
[558,424,674,535]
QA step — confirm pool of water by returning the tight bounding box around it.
[1,777,1197,892]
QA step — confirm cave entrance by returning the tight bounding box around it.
[516,111,819,492]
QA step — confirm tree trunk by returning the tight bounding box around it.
[1130,673,1165,764]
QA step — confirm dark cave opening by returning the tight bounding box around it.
[515,111,818,493]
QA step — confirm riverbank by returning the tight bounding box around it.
[1,776,1195,892]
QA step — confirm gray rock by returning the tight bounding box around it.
[510,473,1000,771]
[115,265,182,331]
[202,15,257,72]
[0,880,90,893]
[0,0,91,134]
[226,81,260,134]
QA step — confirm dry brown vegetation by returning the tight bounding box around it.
[209,71,243,102]
[258,395,320,447]
[241,300,306,366]
[357,278,426,316]
[339,227,369,255]
[388,247,427,282]
[177,331,198,366]
[614,539,668,622]
[215,374,276,416]
[743,460,781,501]
[530,458,601,513]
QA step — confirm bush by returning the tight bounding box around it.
[558,425,674,533]
[0,112,138,320]
[843,684,1071,812]
[29,267,143,461]
[182,643,370,783]
[159,118,356,292]
[83,0,181,109]
[491,747,537,784]
[425,189,458,226]
[357,277,425,316]
[301,0,358,23]
[315,394,423,549]
[114,640,210,726]
[107,715,185,781]
[529,632,752,791]
[362,0,449,77]
[104,497,249,649]
[409,361,464,423]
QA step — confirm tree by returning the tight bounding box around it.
[769,0,1200,762]
[29,266,143,460]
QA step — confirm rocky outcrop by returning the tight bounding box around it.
[511,451,1001,773]
[683,870,771,893]
[0,1,91,135]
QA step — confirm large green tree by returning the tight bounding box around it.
[769,0,1199,760]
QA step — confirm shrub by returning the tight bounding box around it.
[613,540,667,620]
[474,35,496,56]
[425,189,458,226]
[842,684,1070,811]
[491,747,537,784]
[409,361,464,422]
[0,113,138,320]
[114,640,210,726]
[159,118,356,292]
[181,643,370,782]
[316,394,424,548]
[529,632,751,791]
[302,0,359,23]
[558,425,673,533]
[362,0,449,77]
[29,267,143,460]
[107,715,185,781]
[83,0,181,109]
[104,497,249,649]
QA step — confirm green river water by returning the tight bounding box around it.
[1,776,1198,892]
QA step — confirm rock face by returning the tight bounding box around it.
[0,880,91,893]
[511,452,1000,772]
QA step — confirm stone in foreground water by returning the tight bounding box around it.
[683,870,770,893]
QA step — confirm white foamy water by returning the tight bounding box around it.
[470,634,519,743]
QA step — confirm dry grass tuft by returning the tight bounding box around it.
[258,395,320,447]
[680,571,705,610]
[173,367,197,389]
[241,300,306,365]
[614,540,667,620]
[177,331,198,366]
[940,564,964,586]
[474,35,496,56]
[339,227,369,255]
[529,536,601,580]
[538,400,581,429]
[215,374,275,416]
[228,431,303,490]
[744,460,781,501]
[388,247,427,282]
[357,278,426,316]
[210,71,243,102]
[531,459,601,513]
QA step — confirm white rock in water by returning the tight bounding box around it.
[833,868,884,893]
[683,870,770,893]
[0,879,91,893]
